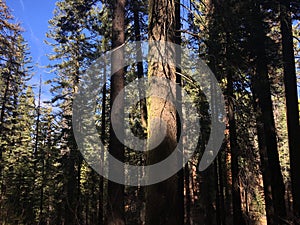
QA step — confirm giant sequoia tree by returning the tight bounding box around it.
[279,0,300,219]
[145,0,183,224]
[247,3,287,224]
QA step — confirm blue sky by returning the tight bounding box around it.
[6,0,57,102]
[5,0,300,102]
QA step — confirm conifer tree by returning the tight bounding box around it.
[279,0,300,219]
[145,0,183,224]
[47,0,104,223]
[246,2,287,223]
[0,3,35,222]
[106,0,126,223]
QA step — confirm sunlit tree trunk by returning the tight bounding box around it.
[145,0,183,224]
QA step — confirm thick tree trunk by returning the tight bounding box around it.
[107,0,126,224]
[280,0,300,219]
[227,67,245,225]
[249,4,287,224]
[145,0,183,224]
[252,94,277,225]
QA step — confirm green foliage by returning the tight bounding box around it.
[0,0,299,224]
